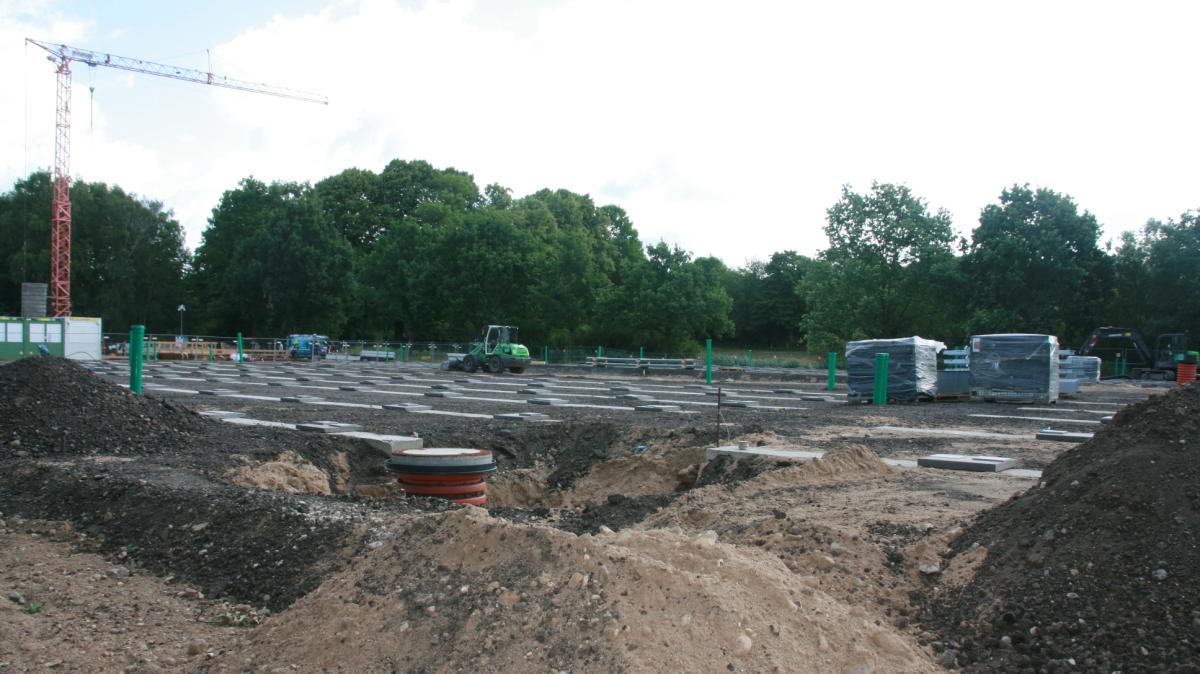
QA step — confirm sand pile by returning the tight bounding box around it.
[930,384,1200,671]
[226,507,937,673]
[0,357,202,456]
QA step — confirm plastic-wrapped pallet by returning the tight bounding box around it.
[1059,355,1101,383]
[969,334,1059,403]
[845,337,946,401]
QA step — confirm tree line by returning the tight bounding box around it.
[0,163,1196,354]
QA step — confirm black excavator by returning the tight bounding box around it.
[1077,327,1191,379]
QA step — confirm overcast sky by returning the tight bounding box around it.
[3,0,1198,265]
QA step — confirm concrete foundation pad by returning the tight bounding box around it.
[706,446,824,462]
[383,403,434,412]
[424,391,463,398]
[198,410,245,419]
[871,426,1033,441]
[1101,415,1113,425]
[332,431,423,452]
[529,398,566,406]
[495,412,555,422]
[198,389,238,396]
[723,400,760,408]
[296,421,363,434]
[281,395,323,403]
[221,417,297,430]
[616,393,655,401]
[917,454,1018,472]
[801,395,838,402]
[1036,429,1094,443]
[635,404,683,412]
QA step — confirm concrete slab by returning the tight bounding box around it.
[197,410,245,419]
[333,431,423,452]
[221,417,297,430]
[198,389,238,396]
[1036,429,1094,443]
[281,395,324,403]
[1101,415,1114,425]
[616,393,655,401]
[296,421,363,434]
[871,426,1033,441]
[495,412,556,422]
[722,400,760,408]
[383,403,434,412]
[529,398,566,406]
[706,446,824,462]
[635,404,683,412]
[970,414,1100,426]
[424,391,463,398]
[916,454,1018,472]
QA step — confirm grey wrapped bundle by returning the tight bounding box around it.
[845,337,946,401]
[969,334,1059,403]
[1059,355,1101,383]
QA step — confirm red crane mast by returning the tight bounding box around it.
[25,38,328,317]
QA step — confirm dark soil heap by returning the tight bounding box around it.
[930,384,1200,672]
[0,357,202,455]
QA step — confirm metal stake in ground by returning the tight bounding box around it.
[715,386,723,446]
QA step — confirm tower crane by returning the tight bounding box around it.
[25,38,328,317]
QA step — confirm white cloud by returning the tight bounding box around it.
[4,0,1200,265]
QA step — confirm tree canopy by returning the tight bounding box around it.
[2,163,1192,358]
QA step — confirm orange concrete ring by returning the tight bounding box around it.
[399,482,487,497]
[394,472,489,485]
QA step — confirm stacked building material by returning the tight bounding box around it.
[386,448,496,506]
[845,337,946,401]
[1059,355,1101,383]
[969,333,1059,403]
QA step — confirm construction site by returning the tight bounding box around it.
[4,10,1200,674]
[1,343,1198,672]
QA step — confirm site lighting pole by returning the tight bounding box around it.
[178,304,186,339]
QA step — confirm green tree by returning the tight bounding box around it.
[963,185,1113,344]
[1109,211,1200,338]
[599,243,733,352]
[189,178,352,336]
[0,172,189,332]
[801,182,960,353]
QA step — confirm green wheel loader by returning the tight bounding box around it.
[444,325,531,374]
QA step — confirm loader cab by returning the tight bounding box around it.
[1155,333,1191,370]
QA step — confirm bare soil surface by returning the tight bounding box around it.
[0,356,1182,672]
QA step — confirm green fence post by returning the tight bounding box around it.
[639,346,645,360]
[705,338,713,385]
[543,345,549,364]
[208,344,214,363]
[747,349,753,369]
[236,332,244,363]
[598,345,604,359]
[129,325,145,394]
[873,352,889,405]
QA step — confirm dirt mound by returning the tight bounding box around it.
[226,451,337,495]
[220,507,937,673]
[0,357,201,456]
[754,445,895,488]
[929,384,1200,671]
